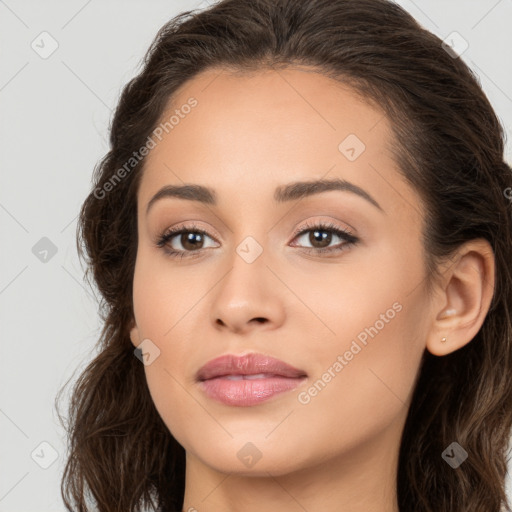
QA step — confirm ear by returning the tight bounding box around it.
[129,318,141,348]
[426,238,495,356]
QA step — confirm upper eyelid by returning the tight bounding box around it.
[291,220,355,237]
[160,220,356,244]
[156,221,359,261]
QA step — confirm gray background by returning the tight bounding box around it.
[1,0,511,510]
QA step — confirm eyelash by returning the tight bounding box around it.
[155,220,359,260]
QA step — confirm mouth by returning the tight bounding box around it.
[196,353,308,407]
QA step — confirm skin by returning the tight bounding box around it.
[128,66,495,512]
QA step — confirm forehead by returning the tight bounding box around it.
[137,66,418,221]
[156,65,389,156]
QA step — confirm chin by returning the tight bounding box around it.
[196,448,304,477]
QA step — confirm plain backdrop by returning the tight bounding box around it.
[1,0,511,510]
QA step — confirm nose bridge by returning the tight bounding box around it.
[235,232,266,265]
[210,225,283,331]
[219,194,294,291]
[222,229,270,294]
[220,192,274,267]
[210,186,287,288]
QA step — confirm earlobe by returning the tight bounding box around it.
[129,320,140,348]
[425,238,495,357]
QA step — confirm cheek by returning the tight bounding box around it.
[293,242,428,434]
[306,233,426,362]
[132,248,199,341]
[131,251,213,443]
[290,297,427,466]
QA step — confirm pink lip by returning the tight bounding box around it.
[196,353,307,406]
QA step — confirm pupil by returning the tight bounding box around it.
[179,230,334,251]
[183,232,203,250]
[311,230,331,248]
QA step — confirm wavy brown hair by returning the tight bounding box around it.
[55,0,512,510]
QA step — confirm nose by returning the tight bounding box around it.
[210,244,286,335]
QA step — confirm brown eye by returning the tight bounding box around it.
[290,221,359,255]
[156,223,219,259]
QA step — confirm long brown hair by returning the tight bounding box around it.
[56,0,512,510]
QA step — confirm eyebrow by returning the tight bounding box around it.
[145,178,383,214]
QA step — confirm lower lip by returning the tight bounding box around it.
[199,375,306,406]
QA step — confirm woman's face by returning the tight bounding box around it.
[129,66,433,476]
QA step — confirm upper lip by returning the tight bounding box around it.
[196,353,307,381]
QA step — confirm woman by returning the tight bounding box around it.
[56,0,512,510]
